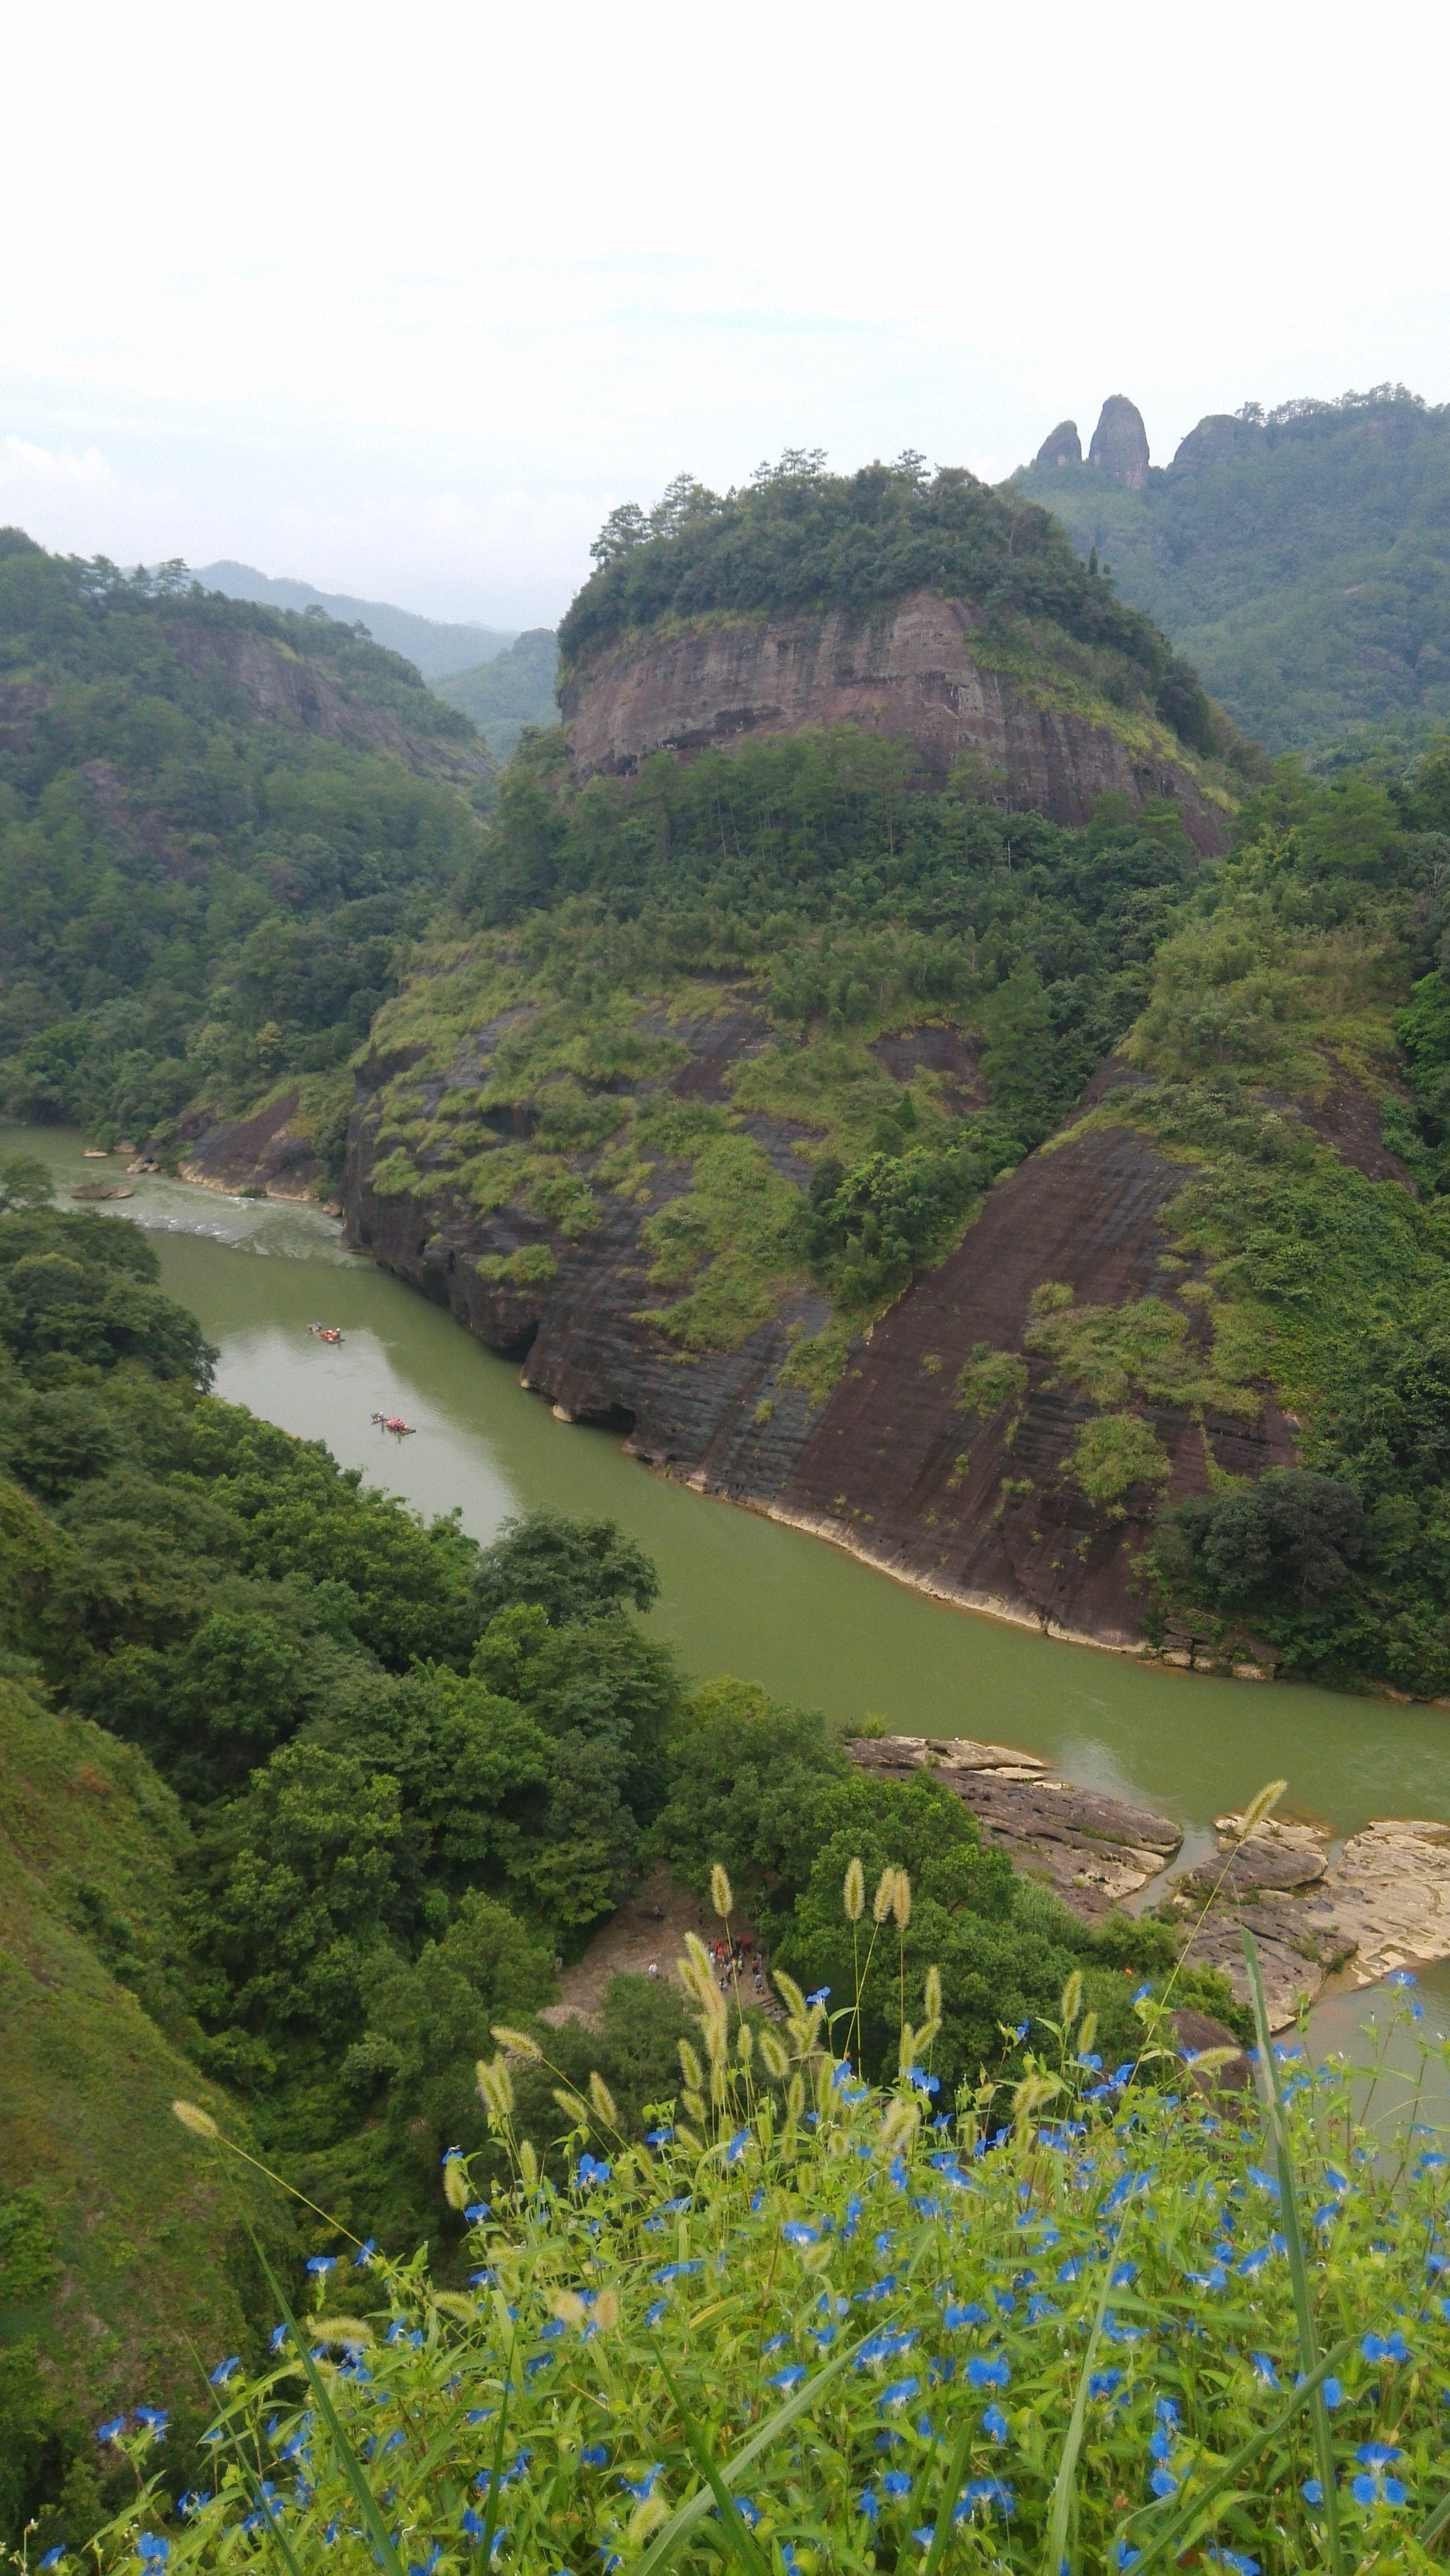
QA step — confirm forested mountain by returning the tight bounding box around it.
[0,532,492,1169]
[1015,385,1450,752]
[190,561,516,680]
[432,625,560,760]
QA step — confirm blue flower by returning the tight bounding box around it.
[967,2354,1010,2390]
[1149,2467,1178,2499]
[644,2301,669,2327]
[1363,2331,1409,2365]
[781,2222,821,2247]
[353,2239,378,2267]
[729,2499,761,2529]
[1302,2479,1324,2506]
[575,2154,611,2189]
[1110,2262,1136,2288]
[1387,1969,1419,1986]
[1250,2353,1280,2387]
[40,2551,67,2567]
[983,2403,1009,2443]
[944,2301,989,2328]
[305,2256,336,2276]
[1323,2378,1342,2408]
[767,2367,806,2390]
[907,2067,940,2094]
[881,2376,921,2409]
[96,2417,126,2444]
[465,2203,490,2223]
[1057,2258,1082,2283]
[653,2260,702,2282]
[881,2471,912,2498]
[858,2490,881,2522]
[1237,2245,1272,2278]
[955,2478,1015,2522]
[133,2408,168,2437]
[1208,2553,1260,2575]
[725,2129,751,2166]
[1149,2430,1174,2464]
[1089,2371,1123,2402]
[806,1986,830,2005]
[645,2129,674,2146]
[579,2446,607,2467]
[1132,1983,1153,2003]
[619,2466,663,2501]
[135,2541,169,2566]
[911,2526,936,2549]
[1076,2053,1103,2071]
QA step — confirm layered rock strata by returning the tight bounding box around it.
[848,1739,1450,2029]
[560,588,1230,853]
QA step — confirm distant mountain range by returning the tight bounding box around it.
[190,560,517,681]
[1013,386,1450,754]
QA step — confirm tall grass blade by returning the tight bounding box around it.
[921,2416,977,2576]
[648,2343,772,2576]
[1041,2230,1120,2576]
[634,2332,870,2576]
[1125,2332,1356,2575]
[478,2343,515,2569]
[253,2242,407,2576]
[1416,2481,1450,2548]
[1241,1929,1345,2576]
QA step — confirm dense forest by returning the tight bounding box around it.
[0,533,492,1167]
[0,1179,1195,2536]
[432,627,561,762]
[1016,386,1450,752]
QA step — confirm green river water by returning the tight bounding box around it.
[12,1119,1450,1860]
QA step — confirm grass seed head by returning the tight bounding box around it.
[490,2024,542,2063]
[710,1862,734,1919]
[171,2099,219,2140]
[588,2071,618,2127]
[844,1857,865,1922]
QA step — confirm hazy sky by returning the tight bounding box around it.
[3,0,1446,629]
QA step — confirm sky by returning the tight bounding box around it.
[2,0,1446,632]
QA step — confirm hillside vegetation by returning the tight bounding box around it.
[0,1175,1190,2539]
[432,628,560,762]
[0,532,492,1169]
[1016,386,1450,753]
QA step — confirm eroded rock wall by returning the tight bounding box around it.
[560,590,1230,854]
[345,1018,1296,1654]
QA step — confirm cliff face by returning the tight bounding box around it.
[345,1019,1294,1655]
[560,589,1230,854]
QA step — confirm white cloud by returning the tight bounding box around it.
[1,0,1446,624]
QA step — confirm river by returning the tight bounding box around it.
[10,1120,1450,1855]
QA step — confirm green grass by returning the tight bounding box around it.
[0,1676,284,2513]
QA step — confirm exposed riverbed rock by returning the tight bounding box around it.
[176,1091,329,1201]
[844,1740,1450,2027]
[844,1734,1183,1917]
[560,589,1231,853]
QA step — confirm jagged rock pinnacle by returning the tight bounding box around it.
[1034,419,1081,469]
[1088,395,1149,489]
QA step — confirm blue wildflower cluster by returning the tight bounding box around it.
[83,1967,1450,2574]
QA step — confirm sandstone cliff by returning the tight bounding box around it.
[345,1011,1300,1657]
[560,588,1230,853]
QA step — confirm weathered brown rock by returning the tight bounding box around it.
[844,1733,1182,1917]
[162,623,492,787]
[561,589,1230,853]
[1170,2007,1253,2092]
[1034,419,1083,469]
[178,1090,328,1200]
[1088,396,1151,489]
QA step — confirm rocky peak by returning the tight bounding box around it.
[1088,394,1150,489]
[1033,418,1081,469]
[1167,411,1267,477]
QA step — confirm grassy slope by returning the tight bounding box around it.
[0,1668,278,2484]
[1014,391,1450,752]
